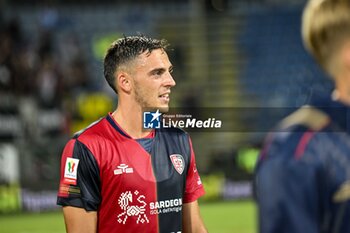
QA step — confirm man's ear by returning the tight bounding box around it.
[116,72,132,93]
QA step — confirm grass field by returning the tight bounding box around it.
[0,200,257,233]
[201,200,257,233]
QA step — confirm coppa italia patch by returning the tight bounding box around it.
[64,157,80,185]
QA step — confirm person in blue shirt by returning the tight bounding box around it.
[255,0,350,232]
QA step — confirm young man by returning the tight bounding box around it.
[255,0,350,233]
[57,36,207,233]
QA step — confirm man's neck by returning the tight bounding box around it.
[334,74,350,106]
[112,107,151,139]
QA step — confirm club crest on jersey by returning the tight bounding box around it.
[170,154,185,175]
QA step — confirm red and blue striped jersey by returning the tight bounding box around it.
[57,113,205,233]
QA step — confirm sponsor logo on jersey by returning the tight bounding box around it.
[149,198,182,210]
[117,190,149,224]
[143,109,162,129]
[63,158,79,185]
[114,164,134,175]
[170,154,185,175]
[149,198,183,215]
[117,190,184,220]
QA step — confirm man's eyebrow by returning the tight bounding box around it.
[148,66,173,75]
[148,68,166,75]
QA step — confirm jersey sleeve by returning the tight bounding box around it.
[57,138,101,211]
[255,137,326,233]
[183,137,205,203]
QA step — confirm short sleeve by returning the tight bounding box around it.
[57,139,101,211]
[183,137,205,203]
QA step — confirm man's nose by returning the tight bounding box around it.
[165,73,176,87]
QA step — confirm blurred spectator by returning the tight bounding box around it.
[0,26,13,91]
[65,57,89,93]
[36,56,63,108]
[38,30,54,60]
[58,34,90,96]
[39,3,59,32]
[0,17,36,95]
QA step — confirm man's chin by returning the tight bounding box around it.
[159,106,169,113]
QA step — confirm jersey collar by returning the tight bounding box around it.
[106,113,155,139]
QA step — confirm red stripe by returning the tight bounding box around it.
[295,131,315,160]
[259,132,275,160]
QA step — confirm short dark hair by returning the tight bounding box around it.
[104,35,169,93]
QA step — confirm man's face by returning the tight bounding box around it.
[131,49,176,111]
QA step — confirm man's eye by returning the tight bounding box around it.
[152,70,164,77]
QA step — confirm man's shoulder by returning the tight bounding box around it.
[62,116,115,158]
[268,105,333,146]
[278,105,330,132]
[260,106,343,162]
[72,117,109,142]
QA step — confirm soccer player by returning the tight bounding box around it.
[255,0,350,232]
[57,35,207,233]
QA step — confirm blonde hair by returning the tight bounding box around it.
[302,0,350,76]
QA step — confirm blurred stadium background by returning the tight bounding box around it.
[0,0,333,232]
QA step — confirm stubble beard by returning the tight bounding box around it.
[134,81,156,111]
[134,87,169,112]
[134,81,170,112]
